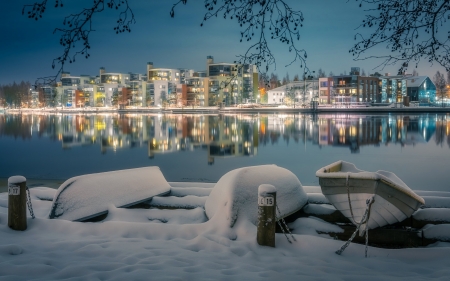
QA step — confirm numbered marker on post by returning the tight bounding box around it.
[257,184,277,247]
[8,185,20,196]
[258,196,274,206]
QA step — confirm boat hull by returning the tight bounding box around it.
[316,161,425,231]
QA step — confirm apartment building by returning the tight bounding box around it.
[267,80,319,105]
[331,67,379,104]
[147,62,182,106]
[318,77,333,104]
[186,76,209,106]
[206,56,258,106]
[99,67,130,107]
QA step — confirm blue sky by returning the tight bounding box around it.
[0,1,446,84]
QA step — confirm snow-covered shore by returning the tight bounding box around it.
[1,180,450,280]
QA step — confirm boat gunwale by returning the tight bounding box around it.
[316,160,425,205]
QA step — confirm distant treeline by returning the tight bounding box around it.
[0,81,32,108]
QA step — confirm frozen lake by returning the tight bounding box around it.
[0,112,449,191]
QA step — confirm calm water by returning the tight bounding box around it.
[0,112,449,191]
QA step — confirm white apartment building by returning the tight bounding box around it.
[147,62,182,106]
[267,80,319,105]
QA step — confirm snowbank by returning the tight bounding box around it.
[205,165,308,227]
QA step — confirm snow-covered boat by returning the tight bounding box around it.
[49,167,171,221]
[316,161,425,232]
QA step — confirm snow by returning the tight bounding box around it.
[421,196,450,208]
[303,203,337,216]
[205,165,308,227]
[422,224,450,241]
[150,195,207,209]
[0,176,450,280]
[307,193,330,204]
[258,184,277,197]
[169,187,212,197]
[49,167,171,221]
[413,208,450,223]
[316,160,425,204]
[7,176,26,185]
[289,217,344,236]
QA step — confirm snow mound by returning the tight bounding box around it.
[49,167,171,221]
[205,165,308,227]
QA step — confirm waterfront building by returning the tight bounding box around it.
[206,56,258,106]
[267,80,319,105]
[318,77,333,105]
[29,57,438,109]
[147,62,181,106]
[98,67,130,107]
[78,75,97,107]
[40,86,57,107]
[378,74,407,103]
[126,73,148,107]
[377,74,436,104]
[404,76,436,104]
[30,89,39,108]
[58,72,81,107]
[185,76,209,106]
[178,68,195,84]
[331,67,379,104]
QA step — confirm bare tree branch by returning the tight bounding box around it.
[350,0,450,73]
[172,0,309,77]
[23,0,135,87]
[24,1,308,87]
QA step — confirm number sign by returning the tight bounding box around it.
[258,196,274,206]
[8,185,20,196]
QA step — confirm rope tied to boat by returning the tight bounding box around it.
[275,203,296,244]
[346,172,364,225]
[26,185,35,219]
[336,196,375,257]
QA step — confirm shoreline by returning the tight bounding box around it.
[4,105,450,115]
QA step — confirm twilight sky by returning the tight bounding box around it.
[0,1,446,84]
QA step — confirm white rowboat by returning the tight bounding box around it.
[316,161,425,232]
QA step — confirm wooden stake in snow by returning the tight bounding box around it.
[257,184,276,247]
[8,176,27,231]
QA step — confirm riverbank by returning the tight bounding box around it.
[4,104,450,115]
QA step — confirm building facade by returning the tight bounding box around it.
[206,56,258,106]
[331,67,379,104]
[267,80,319,105]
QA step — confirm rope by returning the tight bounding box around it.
[25,186,35,219]
[346,173,368,226]
[336,197,374,256]
[276,204,297,243]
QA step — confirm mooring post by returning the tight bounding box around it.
[257,184,277,247]
[8,176,27,231]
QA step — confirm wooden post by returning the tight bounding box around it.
[8,176,27,231]
[257,184,277,247]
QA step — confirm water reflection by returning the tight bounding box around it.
[1,113,450,161]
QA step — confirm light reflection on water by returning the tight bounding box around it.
[0,112,449,191]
